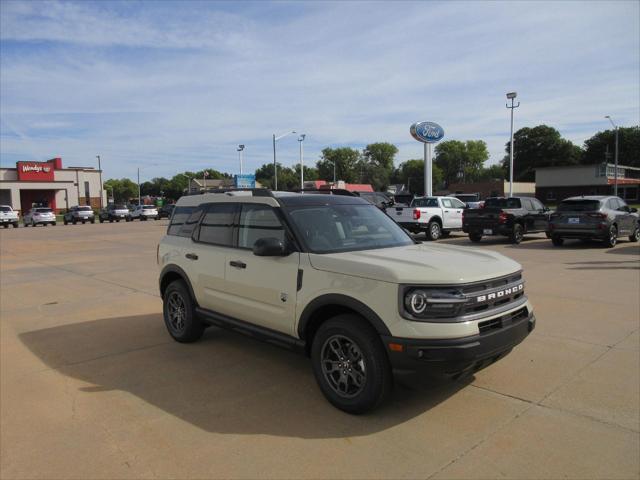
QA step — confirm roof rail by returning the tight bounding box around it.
[292,188,357,197]
[186,188,275,197]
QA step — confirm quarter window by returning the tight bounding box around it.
[238,204,284,249]
[198,203,236,246]
[176,207,204,238]
[168,206,196,235]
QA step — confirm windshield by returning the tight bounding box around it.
[0,206,11,212]
[113,204,127,210]
[558,200,601,212]
[35,208,53,213]
[143,205,156,210]
[485,198,521,209]
[78,206,92,211]
[412,198,439,208]
[286,204,414,253]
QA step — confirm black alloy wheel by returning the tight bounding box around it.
[511,224,524,244]
[162,280,204,343]
[320,335,367,399]
[629,225,639,243]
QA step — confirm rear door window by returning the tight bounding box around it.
[412,198,438,208]
[176,207,204,238]
[238,204,285,249]
[197,203,237,246]
[441,198,454,208]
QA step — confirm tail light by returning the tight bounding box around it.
[413,209,421,220]
[587,212,607,220]
[498,211,509,224]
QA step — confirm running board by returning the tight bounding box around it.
[195,307,306,354]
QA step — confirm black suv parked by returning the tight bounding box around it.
[462,197,551,244]
[548,196,639,247]
[158,204,175,219]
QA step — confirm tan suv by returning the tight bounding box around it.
[158,190,535,413]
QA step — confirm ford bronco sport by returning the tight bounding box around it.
[158,190,535,413]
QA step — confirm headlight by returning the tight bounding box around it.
[402,287,467,320]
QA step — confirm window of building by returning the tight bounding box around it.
[198,203,236,246]
[238,204,284,249]
[84,181,90,204]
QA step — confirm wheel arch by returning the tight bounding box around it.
[428,215,443,225]
[297,294,391,354]
[159,264,198,306]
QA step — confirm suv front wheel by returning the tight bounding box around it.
[162,280,204,343]
[311,314,392,414]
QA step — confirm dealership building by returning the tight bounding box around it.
[0,158,106,214]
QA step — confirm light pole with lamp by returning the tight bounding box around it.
[273,130,296,190]
[605,116,619,196]
[506,91,520,198]
[298,134,306,189]
[237,145,245,175]
[96,155,103,209]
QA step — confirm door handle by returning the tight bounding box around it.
[185,253,198,260]
[444,210,450,213]
[229,260,246,269]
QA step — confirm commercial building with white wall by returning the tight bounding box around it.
[0,158,106,214]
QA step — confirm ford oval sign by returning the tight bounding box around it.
[410,121,445,143]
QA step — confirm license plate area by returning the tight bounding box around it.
[568,218,580,224]
[483,229,493,235]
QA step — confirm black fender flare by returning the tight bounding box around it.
[297,294,391,339]
[159,264,198,306]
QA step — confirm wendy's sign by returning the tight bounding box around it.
[16,161,55,181]
[410,121,445,144]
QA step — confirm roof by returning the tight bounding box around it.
[174,190,368,208]
[563,195,609,201]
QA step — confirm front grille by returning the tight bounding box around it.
[478,307,529,334]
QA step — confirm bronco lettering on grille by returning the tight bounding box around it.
[476,283,523,303]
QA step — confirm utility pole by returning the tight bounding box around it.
[96,155,103,208]
[237,145,245,175]
[605,116,619,196]
[298,134,306,190]
[506,92,520,197]
[137,167,141,206]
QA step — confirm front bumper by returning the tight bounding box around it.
[381,309,535,378]
[0,217,18,223]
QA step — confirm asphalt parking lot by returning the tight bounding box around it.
[1,221,638,479]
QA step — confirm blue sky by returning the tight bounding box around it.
[1,0,638,182]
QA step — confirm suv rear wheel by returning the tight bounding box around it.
[311,314,392,414]
[162,280,204,343]
[629,225,639,243]
[510,224,524,244]
[552,235,564,246]
[603,225,618,248]
[469,233,482,242]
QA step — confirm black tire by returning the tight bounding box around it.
[90,219,95,224]
[52,222,56,226]
[2,224,7,229]
[629,225,639,243]
[469,233,482,242]
[126,217,131,222]
[72,220,77,225]
[510,224,524,244]
[81,220,85,224]
[99,218,104,223]
[426,221,441,241]
[109,219,113,223]
[162,280,204,343]
[545,232,552,239]
[603,225,617,248]
[311,314,392,414]
[12,222,18,228]
[552,235,564,246]
[116,219,120,222]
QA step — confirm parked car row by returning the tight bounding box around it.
[0,203,172,228]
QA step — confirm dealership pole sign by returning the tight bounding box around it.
[410,121,444,196]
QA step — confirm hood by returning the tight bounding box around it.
[309,243,521,284]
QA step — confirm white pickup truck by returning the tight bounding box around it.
[0,205,19,228]
[391,196,466,240]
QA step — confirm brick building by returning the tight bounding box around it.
[0,158,106,214]
[535,163,640,203]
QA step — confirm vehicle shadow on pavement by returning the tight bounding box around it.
[19,314,470,438]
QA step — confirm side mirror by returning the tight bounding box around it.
[543,207,550,212]
[630,207,638,213]
[253,237,288,256]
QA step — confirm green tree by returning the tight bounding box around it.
[582,126,640,167]
[392,159,444,195]
[104,178,138,203]
[501,125,583,181]
[434,140,489,186]
[477,164,506,181]
[293,164,319,185]
[361,142,398,190]
[254,163,298,190]
[316,147,361,183]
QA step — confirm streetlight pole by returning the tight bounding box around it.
[605,116,619,196]
[272,130,296,190]
[137,167,141,206]
[237,145,245,175]
[298,134,306,190]
[506,92,520,198]
[96,155,103,209]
